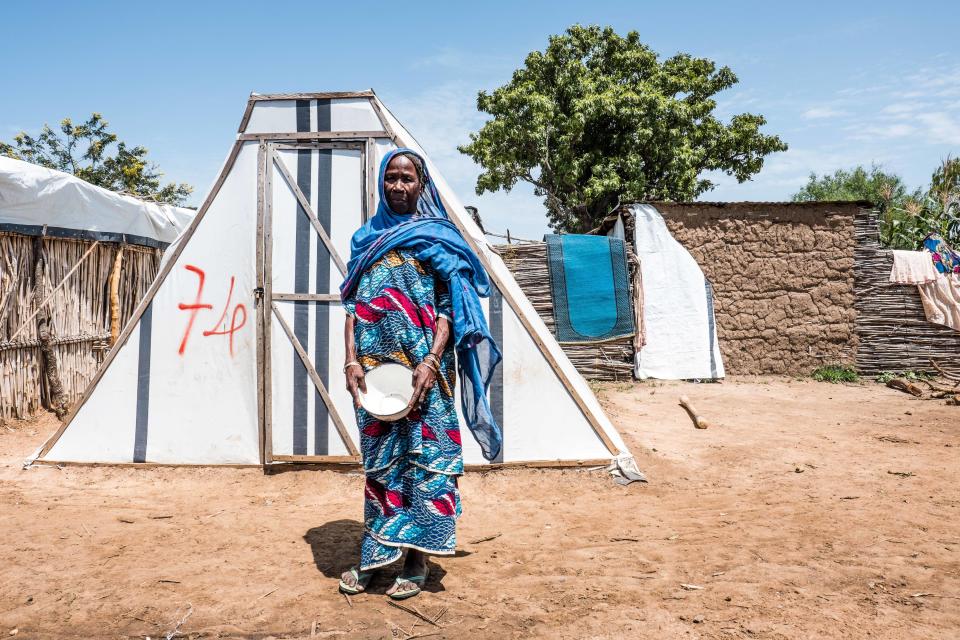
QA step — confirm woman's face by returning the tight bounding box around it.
[383,155,422,215]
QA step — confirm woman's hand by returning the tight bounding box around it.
[409,362,437,410]
[344,315,366,408]
[346,364,367,408]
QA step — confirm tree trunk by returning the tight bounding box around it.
[32,237,68,419]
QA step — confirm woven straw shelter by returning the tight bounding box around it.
[0,157,192,419]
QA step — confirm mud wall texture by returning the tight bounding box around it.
[637,202,865,375]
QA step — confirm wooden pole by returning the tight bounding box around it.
[109,245,124,346]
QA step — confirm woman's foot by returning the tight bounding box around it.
[386,550,429,600]
[339,567,374,595]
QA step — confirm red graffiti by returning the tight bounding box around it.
[201,275,248,357]
[177,264,248,357]
[177,265,213,355]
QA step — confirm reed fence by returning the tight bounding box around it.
[0,232,160,419]
[496,242,637,381]
[854,210,960,374]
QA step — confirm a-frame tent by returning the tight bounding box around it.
[32,91,641,474]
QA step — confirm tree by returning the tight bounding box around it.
[793,161,960,249]
[0,113,192,206]
[791,164,916,213]
[458,25,788,232]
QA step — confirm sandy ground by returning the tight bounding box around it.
[1,377,958,639]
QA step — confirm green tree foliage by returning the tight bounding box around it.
[792,160,960,249]
[928,156,960,242]
[0,114,192,206]
[792,164,917,211]
[458,25,788,232]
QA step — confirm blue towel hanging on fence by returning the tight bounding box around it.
[545,234,635,343]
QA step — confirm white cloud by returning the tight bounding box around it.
[879,102,926,115]
[836,84,890,97]
[703,145,897,202]
[801,106,848,120]
[827,60,960,149]
[849,122,918,140]
[916,112,960,144]
[410,47,512,74]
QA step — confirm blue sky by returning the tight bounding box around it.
[2,1,959,239]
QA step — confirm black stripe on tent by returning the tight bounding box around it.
[313,98,332,455]
[705,278,718,379]
[133,302,153,463]
[312,159,330,455]
[0,223,170,249]
[292,100,311,455]
[489,287,505,463]
[317,98,331,131]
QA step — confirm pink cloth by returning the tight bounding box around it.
[918,274,960,332]
[890,250,938,284]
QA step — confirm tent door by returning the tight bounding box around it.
[259,141,368,464]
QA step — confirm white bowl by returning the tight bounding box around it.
[359,362,415,421]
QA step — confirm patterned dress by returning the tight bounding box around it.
[343,248,462,571]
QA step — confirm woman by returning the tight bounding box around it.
[338,149,502,600]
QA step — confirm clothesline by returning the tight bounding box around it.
[483,230,540,244]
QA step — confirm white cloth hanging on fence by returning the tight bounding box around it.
[918,274,960,332]
[889,249,938,285]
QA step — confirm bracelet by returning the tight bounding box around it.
[423,353,441,367]
[343,361,362,374]
[417,359,439,374]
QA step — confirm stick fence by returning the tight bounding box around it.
[0,233,160,419]
[496,242,637,381]
[854,210,960,373]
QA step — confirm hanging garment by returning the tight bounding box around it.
[545,234,635,344]
[918,274,960,332]
[922,234,960,274]
[890,250,939,284]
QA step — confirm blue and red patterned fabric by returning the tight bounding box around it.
[340,148,502,462]
[344,249,462,570]
[923,233,960,274]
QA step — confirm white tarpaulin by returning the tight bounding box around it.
[624,204,724,380]
[0,156,194,247]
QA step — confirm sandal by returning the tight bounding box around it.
[388,567,429,601]
[338,568,374,595]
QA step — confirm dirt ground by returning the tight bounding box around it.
[1,377,958,639]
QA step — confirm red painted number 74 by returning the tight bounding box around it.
[178,264,247,357]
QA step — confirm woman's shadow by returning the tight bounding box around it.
[304,520,452,593]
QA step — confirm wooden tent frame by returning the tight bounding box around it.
[34,91,621,470]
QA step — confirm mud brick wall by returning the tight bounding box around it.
[646,202,864,375]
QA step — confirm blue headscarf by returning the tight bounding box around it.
[340,148,503,461]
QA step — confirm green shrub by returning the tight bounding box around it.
[811,365,859,383]
[876,370,933,384]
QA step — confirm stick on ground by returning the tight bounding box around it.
[886,379,923,397]
[387,601,442,627]
[679,395,709,429]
